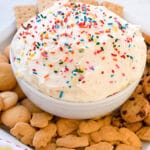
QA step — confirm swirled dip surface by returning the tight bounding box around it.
[12,0,146,102]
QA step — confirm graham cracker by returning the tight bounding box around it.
[142,32,150,45]
[37,0,56,13]
[14,5,37,29]
[100,1,123,17]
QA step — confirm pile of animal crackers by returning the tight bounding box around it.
[0,0,150,149]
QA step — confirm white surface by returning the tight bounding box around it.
[0,0,150,149]
[0,129,32,150]
[105,0,150,35]
[0,0,35,51]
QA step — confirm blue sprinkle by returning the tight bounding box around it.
[36,15,41,22]
[108,23,113,25]
[84,16,87,22]
[111,74,114,78]
[80,39,84,42]
[128,44,131,48]
[33,72,37,75]
[59,91,64,98]
[55,24,60,29]
[66,81,70,84]
[16,58,21,61]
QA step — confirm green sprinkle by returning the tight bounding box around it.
[108,34,114,38]
[54,70,58,73]
[111,74,114,78]
[115,38,118,42]
[40,14,47,19]
[59,61,64,65]
[37,42,40,46]
[73,68,84,73]
[96,42,100,45]
[53,38,57,41]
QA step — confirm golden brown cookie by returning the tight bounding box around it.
[3,45,10,60]
[119,128,142,147]
[142,32,150,45]
[112,115,124,128]
[0,53,9,63]
[33,123,57,148]
[131,85,144,97]
[0,63,16,91]
[144,112,150,125]
[120,95,149,123]
[124,122,143,133]
[143,74,150,99]
[56,134,89,149]
[79,120,100,134]
[100,1,123,17]
[1,105,31,128]
[20,98,42,113]
[56,119,80,136]
[36,143,56,150]
[30,112,53,128]
[0,91,18,110]
[85,142,113,150]
[90,125,121,143]
[56,148,75,150]
[0,96,4,111]
[10,122,36,146]
[147,48,150,63]
[14,5,37,29]
[116,144,140,150]
[13,84,26,100]
[136,126,150,141]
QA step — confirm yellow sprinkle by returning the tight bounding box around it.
[5,146,12,150]
[113,26,118,32]
[94,38,97,43]
[21,52,24,57]
[15,71,20,77]
[72,77,77,84]
[49,11,53,14]
[31,52,35,57]
[51,31,55,35]
[16,60,21,64]
[44,42,47,47]
[79,66,84,71]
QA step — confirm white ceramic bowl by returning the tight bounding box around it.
[10,53,142,119]
[10,34,145,119]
